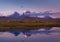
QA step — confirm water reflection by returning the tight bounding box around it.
[6,27,51,37]
[0,27,52,37]
[0,27,60,42]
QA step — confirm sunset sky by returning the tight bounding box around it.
[0,0,60,17]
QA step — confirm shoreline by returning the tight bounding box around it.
[0,26,60,31]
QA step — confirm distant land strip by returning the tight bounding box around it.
[0,17,60,30]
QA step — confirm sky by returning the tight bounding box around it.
[0,0,60,16]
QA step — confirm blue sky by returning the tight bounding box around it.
[0,0,60,16]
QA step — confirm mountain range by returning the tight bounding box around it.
[0,11,60,18]
[7,11,52,19]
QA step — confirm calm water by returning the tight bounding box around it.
[0,27,60,42]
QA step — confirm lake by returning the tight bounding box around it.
[0,27,60,42]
